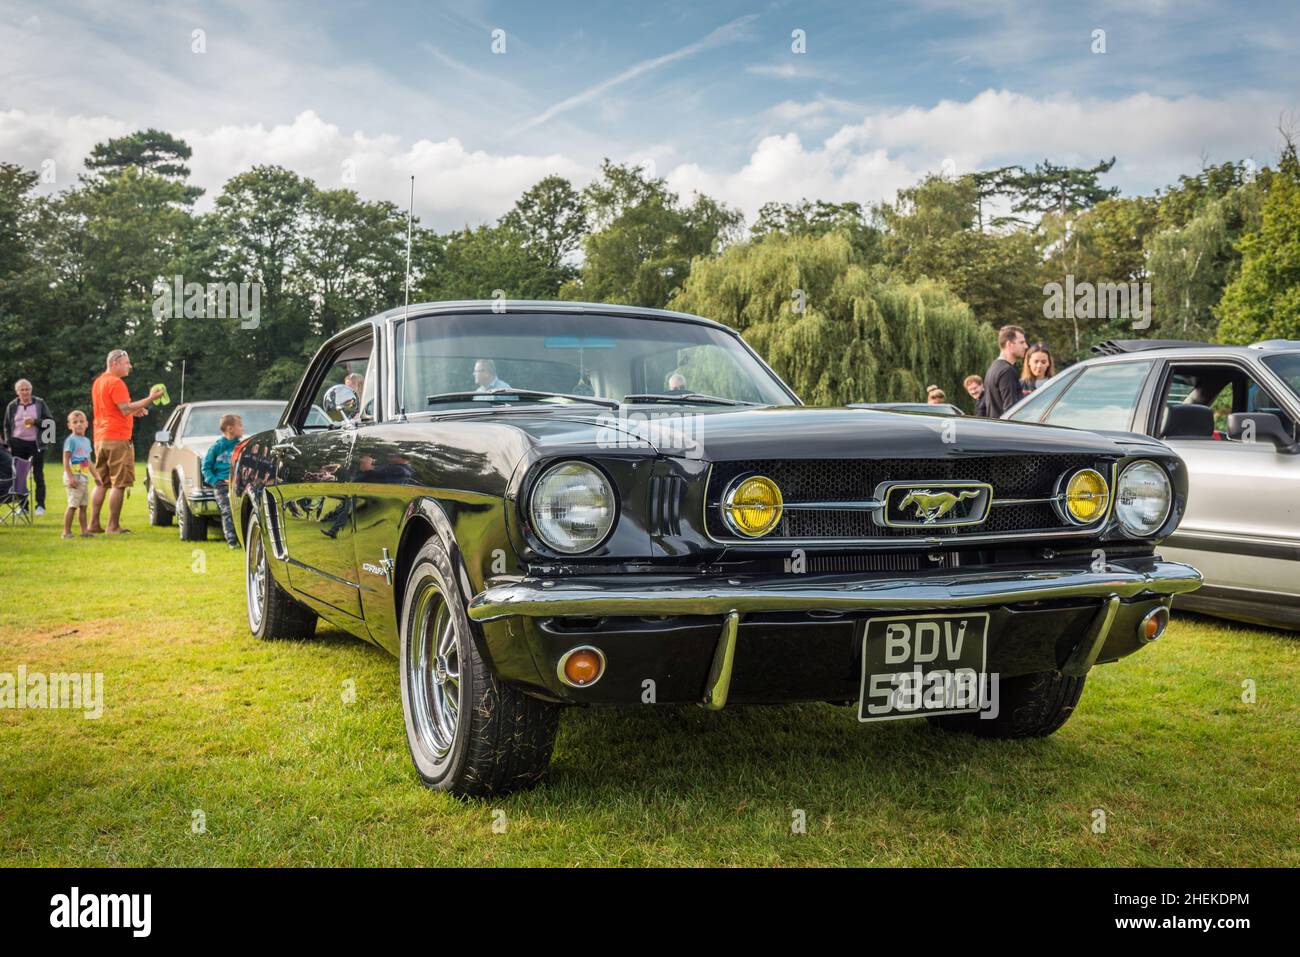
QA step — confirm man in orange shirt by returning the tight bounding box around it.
[88,349,162,534]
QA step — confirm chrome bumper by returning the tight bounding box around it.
[182,489,221,516]
[467,558,1202,622]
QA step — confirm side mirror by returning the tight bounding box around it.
[154,429,172,444]
[321,384,359,422]
[1227,412,1300,453]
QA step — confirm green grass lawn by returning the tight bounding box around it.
[1,463,1297,866]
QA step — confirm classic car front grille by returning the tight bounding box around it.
[706,455,1111,542]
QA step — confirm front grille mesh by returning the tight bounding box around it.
[707,455,1109,541]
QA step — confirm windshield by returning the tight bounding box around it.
[1261,353,1300,404]
[183,404,284,438]
[394,311,794,413]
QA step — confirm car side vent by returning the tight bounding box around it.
[649,474,685,537]
[262,489,288,559]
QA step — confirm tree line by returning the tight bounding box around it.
[1,128,1297,449]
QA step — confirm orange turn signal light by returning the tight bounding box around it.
[559,646,605,687]
[1139,607,1169,643]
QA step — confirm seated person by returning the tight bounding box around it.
[666,373,688,392]
[473,359,511,392]
[0,441,13,493]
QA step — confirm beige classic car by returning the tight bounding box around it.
[146,400,286,540]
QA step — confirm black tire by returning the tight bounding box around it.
[929,670,1086,739]
[177,489,207,541]
[399,537,559,797]
[146,480,173,526]
[245,510,317,641]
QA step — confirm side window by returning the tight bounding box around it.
[298,335,375,430]
[1006,369,1079,422]
[1161,363,1295,438]
[1042,361,1152,431]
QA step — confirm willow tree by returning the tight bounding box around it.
[669,231,997,409]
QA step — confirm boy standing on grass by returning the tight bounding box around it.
[202,413,243,548]
[62,410,94,539]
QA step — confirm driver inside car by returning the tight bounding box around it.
[473,359,511,392]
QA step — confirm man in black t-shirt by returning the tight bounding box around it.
[982,324,1028,418]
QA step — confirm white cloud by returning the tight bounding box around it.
[669,88,1292,219]
[667,133,919,216]
[0,109,589,230]
[3,88,1292,237]
[766,100,828,123]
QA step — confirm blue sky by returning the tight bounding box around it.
[1,0,1297,228]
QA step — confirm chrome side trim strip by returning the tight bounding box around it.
[781,500,885,511]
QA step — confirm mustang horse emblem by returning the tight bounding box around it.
[897,489,982,524]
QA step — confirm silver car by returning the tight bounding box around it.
[1004,339,1300,631]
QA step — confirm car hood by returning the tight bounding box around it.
[482,404,1167,460]
[177,435,219,459]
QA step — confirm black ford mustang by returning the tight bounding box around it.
[231,300,1201,796]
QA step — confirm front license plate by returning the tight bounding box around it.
[858,612,990,721]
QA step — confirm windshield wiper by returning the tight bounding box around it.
[622,393,757,407]
[426,389,620,409]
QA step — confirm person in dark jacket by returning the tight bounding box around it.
[982,325,1027,418]
[3,379,54,514]
[963,374,988,417]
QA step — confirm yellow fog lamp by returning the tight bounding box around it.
[1059,468,1110,525]
[723,474,784,537]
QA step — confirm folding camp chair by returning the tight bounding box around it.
[0,455,34,526]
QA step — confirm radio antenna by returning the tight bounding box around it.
[399,174,414,418]
[404,174,414,315]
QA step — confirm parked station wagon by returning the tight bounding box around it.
[231,302,1201,796]
[1005,339,1300,630]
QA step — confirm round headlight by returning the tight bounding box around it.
[1115,460,1172,536]
[1061,468,1110,524]
[723,474,783,537]
[528,461,616,554]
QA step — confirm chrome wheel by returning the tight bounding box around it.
[246,523,266,632]
[407,583,461,760]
